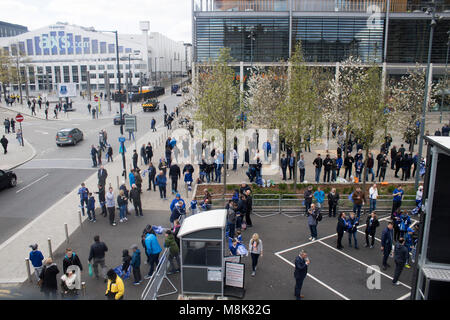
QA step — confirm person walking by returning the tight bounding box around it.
[351,187,366,219]
[90,145,98,167]
[10,118,15,133]
[369,183,378,213]
[392,238,409,285]
[132,150,138,169]
[169,162,181,194]
[249,233,263,276]
[130,245,142,285]
[3,118,10,134]
[87,192,96,222]
[105,187,117,226]
[327,188,339,217]
[336,213,346,250]
[129,184,143,217]
[365,212,380,248]
[294,250,309,300]
[39,258,60,299]
[381,222,394,270]
[105,269,124,300]
[1,135,8,154]
[95,185,106,217]
[151,118,156,132]
[147,162,156,191]
[144,229,162,279]
[88,235,109,281]
[62,248,83,274]
[306,203,319,241]
[156,170,167,200]
[29,244,44,281]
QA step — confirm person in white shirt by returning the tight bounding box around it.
[369,183,378,213]
[61,270,78,299]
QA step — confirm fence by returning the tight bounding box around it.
[141,248,178,300]
[252,193,417,217]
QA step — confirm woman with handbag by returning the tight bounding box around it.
[105,269,124,300]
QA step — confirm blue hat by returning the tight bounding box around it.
[176,193,180,198]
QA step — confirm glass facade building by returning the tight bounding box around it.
[193,0,450,66]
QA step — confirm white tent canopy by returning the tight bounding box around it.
[177,209,227,238]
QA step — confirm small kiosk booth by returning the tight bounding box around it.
[177,209,227,296]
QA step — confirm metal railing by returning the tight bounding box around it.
[253,193,417,216]
[141,248,178,300]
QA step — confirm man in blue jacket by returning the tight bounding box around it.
[144,230,162,279]
[77,183,89,216]
[381,222,394,270]
[155,171,167,200]
[294,250,309,300]
[130,244,142,285]
[170,193,186,212]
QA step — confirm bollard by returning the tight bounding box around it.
[116,176,120,189]
[64,223,69,244]
[81,282,86,296]
[25,258,32,283]
[78,210,83,229]
[47,238,53,261]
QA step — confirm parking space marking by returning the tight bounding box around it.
[317,240,412,290]
[275,252,350,300]
[397,292,411,300]
[275,215,391,256]
[253,212,279,218]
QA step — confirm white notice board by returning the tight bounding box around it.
[225,262,245,288]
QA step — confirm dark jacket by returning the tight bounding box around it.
[169,164,181,179]
[40,264,60,291]
[122,250,132,272]
[131,249,141,268]
[148,165,156,179]
[381,227,393,250]
[323,157,332,170]
[344,156,354,168]
[394,243,409,264]
[63,253,83,274]
[96,185,106,203]
[328,192,339,206]
[337,217,346,234]
[129,188,141,204]
[294,256,308,280]
[97,168,108,186]
[313,157,323,168]
[88,241,108,261]
[365,216,380,234]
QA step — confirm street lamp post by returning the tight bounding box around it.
[414,1,440,191]
[159,57,164,87]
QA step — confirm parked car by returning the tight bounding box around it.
[176,90,182,96]
[182,87,189,93]
[56,128,84,146]
[0,169,17,189]
[113,113,129,125]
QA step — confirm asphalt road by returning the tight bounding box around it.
[0,93,183,246]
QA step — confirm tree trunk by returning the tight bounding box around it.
[362,148,369,197]
[223,144,227,201]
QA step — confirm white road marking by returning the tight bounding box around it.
[275,215,391,255]
[317,240,412,289]
[15,173,49,193]
[397,292,411,300]
[34,130,48,135]
[275,252,350,300]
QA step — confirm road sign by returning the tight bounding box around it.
[118,136,126,143]
[15,114,24,122]
[124,115,137,132]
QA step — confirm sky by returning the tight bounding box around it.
[0,0,192,43]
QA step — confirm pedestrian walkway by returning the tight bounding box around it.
[0,90,178,283]
[0,135,36,171]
